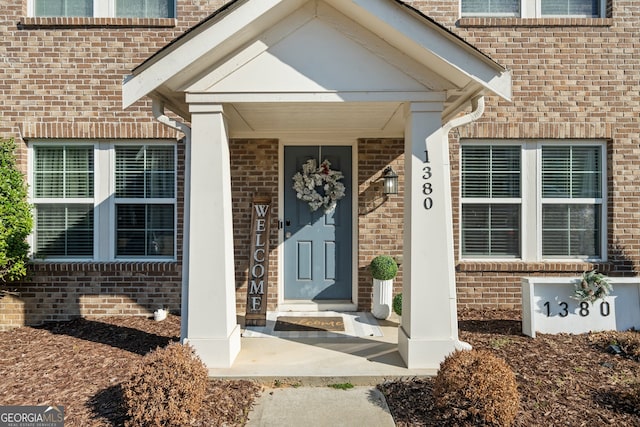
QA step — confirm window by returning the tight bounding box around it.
[541,0,601,17]
[34,0,92,17]
[541,146,602,258]
[33,146,94,258]
[30,142,176,261]
[461,0,605,18]
[460,141,606,261]
[30,0,175,18]
[115,0,174,18]
[461,146,521,258]
[461,0,520,17]
[115,146,175,258]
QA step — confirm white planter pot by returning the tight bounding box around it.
[153,308,167,321]
[372,278,393,320]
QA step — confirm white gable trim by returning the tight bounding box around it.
[123,0,308,108]
[123,0,511,112]
[324,0,511,100]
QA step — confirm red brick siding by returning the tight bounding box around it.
[229,139,280,314]
[1,262,182,330]
[357,139,405,311]
[0,0,639,324]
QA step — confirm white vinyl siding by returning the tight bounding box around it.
[461,141,606,261]
[461,0,605,18]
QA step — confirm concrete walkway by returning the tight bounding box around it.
[246,386,396,427]
[209,313,437,427]
[209,314,437,382]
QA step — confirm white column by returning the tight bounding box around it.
[182,104,240,368]
[399,102,470,369]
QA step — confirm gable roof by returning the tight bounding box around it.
[123,0,511,122]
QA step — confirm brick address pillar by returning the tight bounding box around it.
[399,101,470,369]
[182,103,240,368]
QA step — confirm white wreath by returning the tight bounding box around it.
[292,159,346,213]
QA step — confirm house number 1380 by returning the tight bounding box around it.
[423,149,433,210]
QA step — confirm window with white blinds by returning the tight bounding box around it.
[541,146,602,258]
[115,145,175,258]
[461,0,520,17]
[116,0,175,18]
[461,141,606,261]
[30,142,176,261]
[461,146,521,257]
[34,0,93,17]
[33,146,94,258]
[31,0,175,18]
[461,0,604,17]
[541,0,601,17]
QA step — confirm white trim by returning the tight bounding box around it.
[278,137,359,312]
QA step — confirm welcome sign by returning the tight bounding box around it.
[245,197,271,326]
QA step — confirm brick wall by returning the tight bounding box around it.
[420,0,640,309]
[1,263,182,331]
[229,139,280,314]
[2,0,639,325]
[0,0,228,328]
[357,139,405,311]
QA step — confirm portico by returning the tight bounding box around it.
[123,0,511,369]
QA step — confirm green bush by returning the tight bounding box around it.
[122,343,208,427]
[392,293,402,316]
[0,138,32,283]
[369,255,398,280]
[433,349,520,426]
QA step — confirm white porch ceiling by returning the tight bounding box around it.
[224,102,406,135]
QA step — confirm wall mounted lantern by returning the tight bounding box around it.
[383,166,399,195]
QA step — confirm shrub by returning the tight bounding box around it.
[392,293,402,316]
[433,349,519,426]
[0,138,32,284]
[122,342,208,427]
[369,255,398,280]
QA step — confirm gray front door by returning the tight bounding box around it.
[283,146,352,300]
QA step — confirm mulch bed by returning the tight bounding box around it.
[0,315,260,426]
[1,309,639,426]
[380,308,640,426]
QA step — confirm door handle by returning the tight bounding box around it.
[286,219,291,226]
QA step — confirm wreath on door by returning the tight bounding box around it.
[292,159,346,213]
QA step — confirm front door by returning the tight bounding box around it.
[283,145,352,301]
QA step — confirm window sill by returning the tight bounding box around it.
[458,17,613,28]
[19,16,177,28]
[457,260,612,274]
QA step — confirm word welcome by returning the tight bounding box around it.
[245,198,271,326]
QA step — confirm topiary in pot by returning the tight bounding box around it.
[370,255,398,319]
[369,255,398,280]
[122,342,208,427]
[433,349,519,426]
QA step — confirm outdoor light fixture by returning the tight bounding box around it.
[383,166,399,195]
